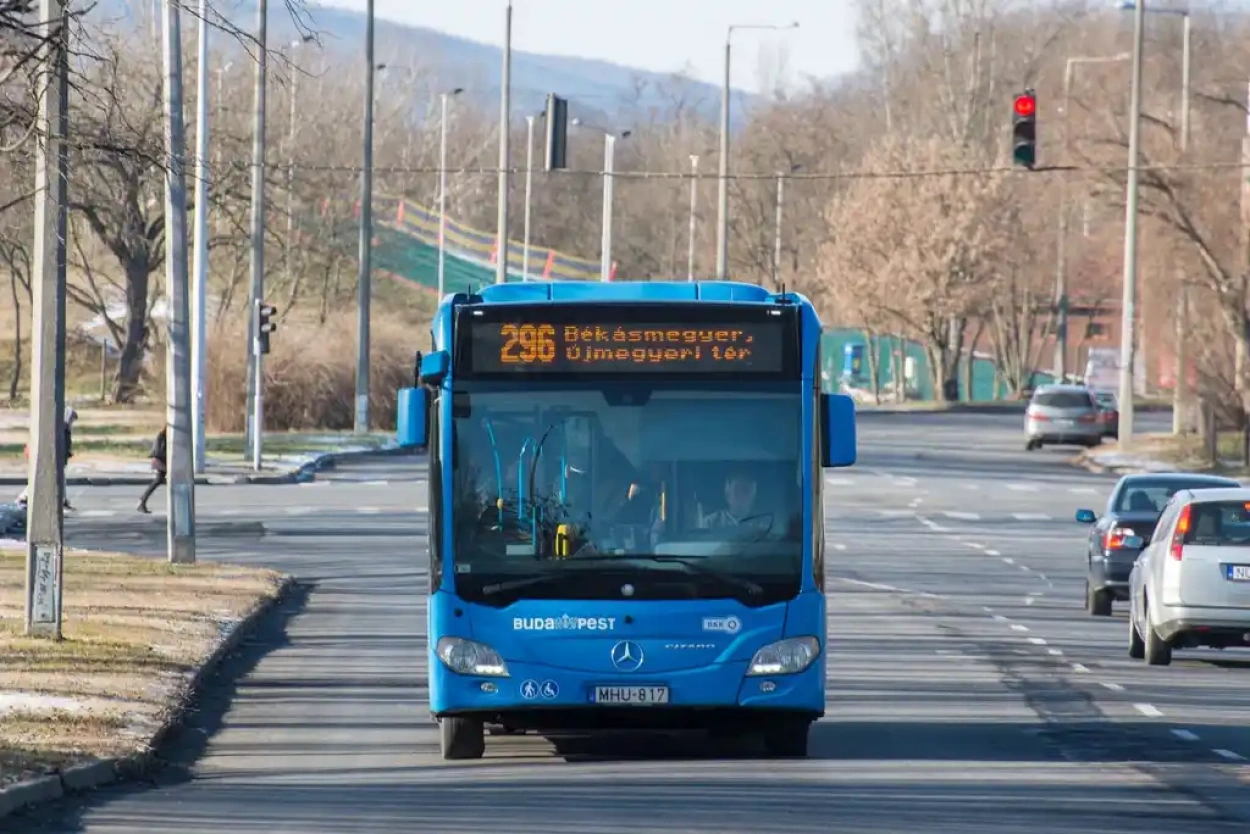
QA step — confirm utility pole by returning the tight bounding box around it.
[1174,11,1193,434]
[355,0,375,433]
[687,154,698,281]
[25,0,69,638]
[437,88,462,297]
[601,133,614,281]
[495,0,512,285]
[1116,0,1146,449]
[523,113,535,280]
[190,0,209,475]
[715,37,730,281]
[1240,80,1250,431]
[772,171,784,290]
[161,0,196,563]
[245,0,267,460]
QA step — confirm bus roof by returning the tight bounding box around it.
[450,280,811,307]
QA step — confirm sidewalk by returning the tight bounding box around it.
[0,437,410,487]
[1075,437,1246,481]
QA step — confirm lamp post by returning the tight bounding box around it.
[522,109,544,281]
[572,118,631,281]
[437,87,463,298]
[773,163,800,290]
[715,21,799,280]
[1116,0,1146,449]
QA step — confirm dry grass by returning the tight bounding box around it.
[0,546,283,787]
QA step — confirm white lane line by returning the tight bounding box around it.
[880,509,915,517]
[1019,565,1032,572]
[1024,597,1036,606]
[1007,483,1038,492]
[298,481,330,487]
[1002,557,1015,565]
[833,543,847,551]
[825,477,854,486]
[1171,729,1200,742]
[79,510,116,518]
[1012,512,1052,521]
[1070,486,1098,495]
[1071,663,1089,673]
[908,498,923,508]
[1027,637,1047,645]
[284,507,311,515]
[985,549,1001,556]
[965,541,986,550]
[1010,624,1030,632]
[1047,648,1064,656]
[893,477,918,488]
[357,507,382,514]
[944,511,980,520]
[1099,682,1125,692]
[1213,748,1245,761]
[360,480,389,487]
[1134,703,1164,718]
[982,606,995,613]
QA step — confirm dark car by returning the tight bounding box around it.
[1075,473,1242,615]
[1092,391,1119,437]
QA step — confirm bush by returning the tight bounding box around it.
[205,309,423,432]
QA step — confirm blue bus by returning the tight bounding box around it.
[409,281,857,759]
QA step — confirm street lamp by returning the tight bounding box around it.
[522,107,545,281]
[572,117,631,281]
[773,163,800,290]
[688,154,698,281]
[1054,52,1130,383]
[438,87,464,298]
[715,21,799,280]
[1119,1,1193,435]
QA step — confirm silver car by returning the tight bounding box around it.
[1024,384,1102,451]
[1128,487,1250,665]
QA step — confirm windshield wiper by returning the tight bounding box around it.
[480,572,574,597]
[568,554,765,596]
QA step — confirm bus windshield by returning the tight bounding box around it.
[449,380,804,606]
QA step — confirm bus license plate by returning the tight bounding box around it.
[592,686,669,705]
[1226,565,1250,581]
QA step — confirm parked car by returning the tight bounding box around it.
[1025,384,1102,450]
[1093,391,1119,438]
[1076,473,1242,615]
[1128,486,1250,665]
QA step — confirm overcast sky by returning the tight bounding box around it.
[313,0,862,93]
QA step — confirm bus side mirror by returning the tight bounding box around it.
[419,350,449,386]
[397,386,429,448]
[820,393,856,468]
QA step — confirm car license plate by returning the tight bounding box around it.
[592,685,669,705]
[1226,565,1250,581]
[1054,419,1073,427]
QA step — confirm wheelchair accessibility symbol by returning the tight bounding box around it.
[539,680,559,699]
[519,679,539,700]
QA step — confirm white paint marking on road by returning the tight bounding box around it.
[218,509,241,516]
[1100,682,1125,692]
[1012,649,1029,656]
[284,507,311,516]
[360,480,389,487]
[825,477,854,486]
[1171,729,1200,742]
[1213,748,1245,761]
[1007,483,1038,492]
[964,483,981,490]
[1010,624,1030,632]
[357,507,382,514]
[944,511,980,521]
[893,477,918,488]
[1047,648,1063,656]
[880,509,915,518]
[982,606,995,613]
[1027,637,1048,646]
[985,549,1001,557]
[1013,512,1052,521]
[1019,565,1032,572]
[992,614,1009,622]
[1134,703,1164,718]
[1003,557,1015,565]
[965,541,986,550]
[840,578,902,594]
[298,480,330,487]
[833,543,847,551]
[1024,597,1036,606]
[1071,663,1089,673]
[79,510,116,518]
[1070,486,1098,495]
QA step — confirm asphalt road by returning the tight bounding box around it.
[19,408,1250,833]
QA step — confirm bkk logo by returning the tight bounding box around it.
[512,614,617,631]
[702,616,741,634]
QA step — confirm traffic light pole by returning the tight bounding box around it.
[252,299,264,471]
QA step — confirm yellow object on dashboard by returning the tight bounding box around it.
[555,524,572,559]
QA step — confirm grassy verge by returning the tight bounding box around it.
[0,547,283,787]
[1096,431,1250,476]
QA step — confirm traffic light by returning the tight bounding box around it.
[256,301,277,355]
[545,93,568,171]
[1012,90,1037,169]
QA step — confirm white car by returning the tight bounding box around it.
[1128,487,1250,665]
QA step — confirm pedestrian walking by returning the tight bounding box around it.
[136,426,167,514]
[16,406,76,510]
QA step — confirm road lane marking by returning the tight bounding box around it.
[1007,483,1038,492]
[1171,729,1200,742]
[944,511,980,520]
[1071,663,1089,672]
[964,541,986,549]
[833,543,847,551]
[880,509,914,517]
[357,507,381,514]
[1070,486,1098,495]
[1024,597,1036,605]
[985,549,1001,556]
[825,477,854,486]
[1003,557,1015,565]
[1213,748,1245,761]
[1047,648,1063,656]
[1011,624,1030,632]
[1134,703,1163,718]
[1027,637,1047,645]
[1100,682,1124,692]
[79,510,116,517]
[299,481,330,487]
[1012,512,1052,521]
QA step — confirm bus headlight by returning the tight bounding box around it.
[436,637,509,677]
[746,636,820,676]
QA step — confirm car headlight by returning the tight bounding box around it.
[435,637,509,677]
[746,636,820,676]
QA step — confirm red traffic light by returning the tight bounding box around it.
[1014,94,1036,118]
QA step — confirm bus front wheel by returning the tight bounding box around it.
[762,719,811,758]
[439,716,485,760]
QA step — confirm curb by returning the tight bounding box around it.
[0,444,420,487]
[0,575,297,821]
